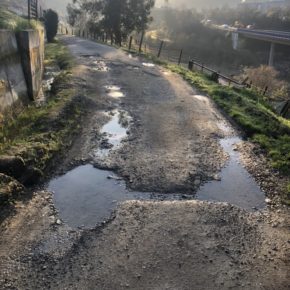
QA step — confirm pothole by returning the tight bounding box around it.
[142,62,155,67]
[48,164,186,229]
[196,131,266,211]
[105,85,124,98]
[94,110,131,159]
[91,60,109,72]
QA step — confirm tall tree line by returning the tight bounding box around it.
[67,0,155,45]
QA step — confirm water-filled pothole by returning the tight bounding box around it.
[94,110,130,159]
[142,62,155,67]
[91,60,109,72]
[48,164,184,228]
[105,85,124,98]
[196,136,266,210]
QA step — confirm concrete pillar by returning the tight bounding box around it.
[268,42,275,67]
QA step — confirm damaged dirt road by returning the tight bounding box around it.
[0,36,289,290]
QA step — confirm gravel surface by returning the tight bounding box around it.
[0,36,289,290]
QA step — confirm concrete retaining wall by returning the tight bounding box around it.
[0,30,28,117]
[17,29,44,101]
[0,29,44,119]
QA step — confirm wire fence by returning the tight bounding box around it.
[64,29,274,99]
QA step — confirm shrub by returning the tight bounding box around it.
[240,65,289,101]
[44,9,59,43]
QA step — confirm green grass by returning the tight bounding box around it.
[0,41,79,174]
[45,40,74,70]
[0,8,42,31]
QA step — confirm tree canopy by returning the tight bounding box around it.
[68,0,155,44]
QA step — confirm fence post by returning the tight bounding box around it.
[157,40,164,58]
[188,60,193,71]
[139,31,145,53]
[128,36,133,51]
[178,49,183,65]
[201,63,204,72]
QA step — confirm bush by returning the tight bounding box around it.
[44,9,59,43]
[240,65,289,101]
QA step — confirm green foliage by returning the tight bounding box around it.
[45,40,74,69]
[0,8,42,31]
[44,9,59,42]
[69,0,155,44]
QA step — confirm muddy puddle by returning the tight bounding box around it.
[142,62,155,67]
[48,164,184,229]
[196,136,266,210]
[94,110,130,159]
[105,85,124,98]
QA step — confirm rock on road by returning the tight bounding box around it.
[0,36,289,290]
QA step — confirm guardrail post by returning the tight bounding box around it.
[268,42,275,67]
[157,40,164,58]
[188,60,193,71]
[178,49,183,65]
[128,36,133,51]
[139,31,145,53]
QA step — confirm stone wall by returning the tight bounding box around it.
[0,29,44,120]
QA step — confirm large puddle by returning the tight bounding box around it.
[196,137,266,210]
[48,113,266,228]
[48,165,184,228]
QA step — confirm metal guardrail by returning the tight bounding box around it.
[188,59,243,87]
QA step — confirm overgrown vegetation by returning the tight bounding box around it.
[0,8,42,31]
[239,65,289,101]
[0,41,88,202]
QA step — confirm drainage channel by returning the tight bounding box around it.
[48,109,266,229]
